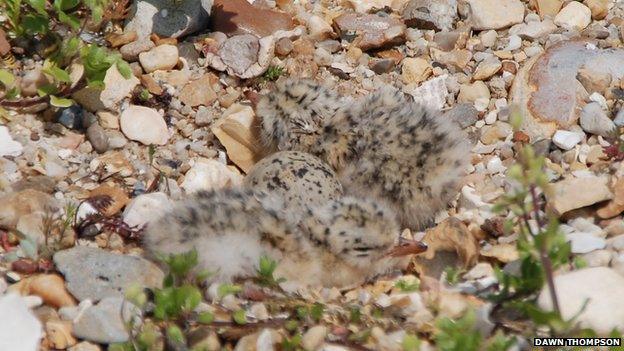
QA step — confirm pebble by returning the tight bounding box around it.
[181,158,243,193]
[510,19,557,39]
[124,0,213,39]
[86,123,109,154]
[0,126,23,157]
[275,37,293,56]
[119,39,155,61]
[100,64,139,109]
[584,0,608,20]
[211,0,294,38]
[463,0,525,30]
[0,293,43,351]
[401,57,432,84]
[302,325,327,351]
[567,233,606,254]
[72,297,139,344]
[538,267,624,335]
[458,81,491,103]
[547,175,613,215]
[122,192,173,228]
[0,189,58,229]
[552,130,583,150]
[582,249,613,267]
[179,74,217,107]
[207,34,275,79]
[46,320,77,349]
[554,1,591,31]
[97,111,119,129]
[306,15,334,40]
[333,13,406,51]
[56,105,86,130]
[402,0,457,31]
[138,44,179,73]
[444,103,479,128]
[579,102,616,137]
[68,341,101,351]
[120,105,169,145]
[54,246,164,301]
[10,274,76,308]
[473,57,502,80]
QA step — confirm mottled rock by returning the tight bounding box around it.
[211,0,294,37]
[444,103,479,128]
[547,175,613,215]
[206,34,275,79]
[402,0,457,31]
[333,13,405,51]
[473,56,501,80]
[54,246,164,301]
[458,81,490,103]
[86,123,109,154]
[577,67,612,94]
[509,19,557,40]
[138,44,179,73]
[120,105,169,145]
[403,74,448,110]
[125,0,213,39]
[462,0,524,30]
[538,267,624,335]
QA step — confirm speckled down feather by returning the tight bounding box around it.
[143,189,407,288]
[257,79,471,230]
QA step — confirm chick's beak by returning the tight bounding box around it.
[386,240,428,257]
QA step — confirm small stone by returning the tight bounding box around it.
[403,75,448,110]
[444,103,479,128]
[181,159,243,193]
[0,126,23,157]
[401,57,432,84]
[552,130,583,150]
[431,48,472,69]
[211,0,294,37]
[306,15,334,40]
[509,19,557,40]
[101,64,140,110]
[138,44,179,73]
[275,37,293,56]
[207,34,275,79]
[567,233,606,254]
[73,297,139,344]
[88,185,130,217]
[480,30,497,47]
[584,0,608,20]
[579,102,616,137]
[124,0,212,39]
[56,105,86,130]
[473,57,501,80]
[106,30,137,48]
[535,0,562,18]
[120,39,155,62]
[234,329,281,351]
[179,74,218,107]
[369,58,396,74]
[0,294,43,351]
[347,0,396,13]
[538,267,624,335]
[402,0,457,31]
[46,320,77,349]
[302,326,327,351]
[577,67,611,94]
[582,250,612,267]
[211,104,264,173]
[547,175,613,215]
[463,0,525,30]
[333,13,406,51]
[97,111,119,129]
[195,106,216,126]
[15,274,76,308]
[71,87,106,112]
[120,105,169,145]
[68,342,101,351]
[54,246,164,301]
[86,123,109,154]
[554,2,591,31]
[458,81,490,103]
[123,192,173,228]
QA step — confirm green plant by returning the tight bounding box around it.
[402,334,421,351]
[262,65,285,82]
[434,311,482,351]
[395,278,420,292]
[256,255,286,287]
[444,266,464,286]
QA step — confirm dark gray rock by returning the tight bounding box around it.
[443,103,478,129]
[402,0,457,31]
[125,0,213,39]
[86,123,109,154]
[72,297,140,344]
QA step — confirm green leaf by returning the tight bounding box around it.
[56,10,80,30]
[233,309,247,325]
[116,60,133,79]
[217,283,242,298]
[22,14,49,34]
[5,87,20,100]
[43,65,72,83]
[402,334,421,351]
[49,95,74,107]
[197,311,214,324]
[166,325,186,344]
[37,84,60,97]
[0,70,15,87]
[54,0,80,11]
[26,0,47,15]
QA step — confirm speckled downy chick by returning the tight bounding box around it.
[243,151,343,223]
[256,79,471,230]
[143,189,423,288]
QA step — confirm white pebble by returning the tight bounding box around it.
[552,130,583,150]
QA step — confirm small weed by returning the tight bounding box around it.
[256,255,286,287]
[263,65,285,82]
[395,278,420,292]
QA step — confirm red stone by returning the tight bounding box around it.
[211,0,295,38]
